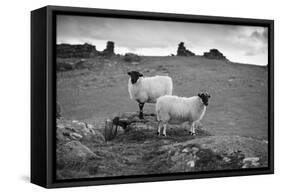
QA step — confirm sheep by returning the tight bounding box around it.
[127,71,173,119]
[156,92,211,136]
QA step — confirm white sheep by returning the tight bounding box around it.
[156,92,210,136]
[128,71,173,119]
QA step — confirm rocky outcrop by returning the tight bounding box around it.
[203,49,228,60]
[123,53,141,62]
[57,118,105,144]
[101,41,115,56]
[56,117,106,179]
[177,42,195,56]
[157,135,268,172]
[57,41,115,59]
[57,43,98,58]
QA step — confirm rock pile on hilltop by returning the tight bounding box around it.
[177,42,195,57]
[123,53,141,63]
[101,41,115,57]
[57,41,115,58]
[203,49,228,60]
[57,43,98,58]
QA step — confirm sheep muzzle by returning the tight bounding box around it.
[128,71,143,84]
[198,92,211,106]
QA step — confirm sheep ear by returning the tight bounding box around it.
[139,73,143,77]
[127,72,131,76]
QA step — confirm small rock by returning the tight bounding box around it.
[161,140,171,144]
[57,124,64,129]
[62,132,70,137]
[131,62,140,65]
[70,132,83,140]
[191,147,199,153]
[252,162,260,167]
[133,123,155,131]
[182,148,191,153]
[242,162,259,168]
[242,157,260,168]
[223,157,231,162]
[186,160,195,168]
[78,121,86,127]
[243,157,259,163]
[87,124,94,129]
[124,53,141,62]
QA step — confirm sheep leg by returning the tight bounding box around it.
[157,122,162,136]
[162,123,167,136]
[189,122,196,136]
[138,103,145,119]
[192,122,196,135]
[188,122,193,134]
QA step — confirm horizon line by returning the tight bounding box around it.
[56,42,267,66]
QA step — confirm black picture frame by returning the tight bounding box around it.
[31,5,274,188]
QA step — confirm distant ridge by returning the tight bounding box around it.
[57,41,230,63]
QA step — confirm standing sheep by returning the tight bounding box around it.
[156,92,211,136]
[128,71,173,119]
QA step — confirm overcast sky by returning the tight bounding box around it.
[57,15,268,66]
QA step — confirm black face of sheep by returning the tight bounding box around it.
[128,71,143,84]
[198,92,211,106]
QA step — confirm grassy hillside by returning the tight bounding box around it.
[57,56,268,140]
[56,55,268,179]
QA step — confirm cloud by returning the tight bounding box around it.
[249,29,268,43]
[245,50,257,56]
[241,28,268,57]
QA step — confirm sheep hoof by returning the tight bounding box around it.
[139,115,144,119]
[189,131,196,136]
[162,134,167,137]
[157,132,160,136]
